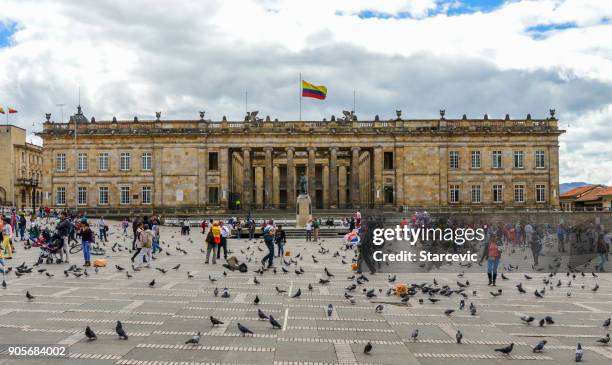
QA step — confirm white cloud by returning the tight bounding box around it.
[0,0,611,184]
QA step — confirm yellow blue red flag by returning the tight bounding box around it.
[302,80,327,100]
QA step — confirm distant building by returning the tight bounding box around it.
[39,106,563,214]
[0,125,43,210]
[560,184,612,211]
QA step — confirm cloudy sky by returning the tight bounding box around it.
[1,0,611,184]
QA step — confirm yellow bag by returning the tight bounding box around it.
[93,259,107,268]
[285,250,291,256]
[394,283,407,296]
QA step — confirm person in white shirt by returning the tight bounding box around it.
[98,216,108,242]
[305,219,313,242]
[217,221,230,260]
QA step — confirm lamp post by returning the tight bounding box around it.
[30,177,38,214]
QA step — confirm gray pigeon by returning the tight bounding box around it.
[575,343,583,362]
[411,329,419,341]
[533,340,547,353]
[456,330,463,344]
[257,308,268,320]
[115,321,128,340]
[210,316,224,326]
[291,288,301,298]
[364,341,372,354]
[269,315,282,329]
[185,331,200,344]
[237,323,253,336]
[85,326,97,340]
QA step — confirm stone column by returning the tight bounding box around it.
[322,164,329,208]
[263,147,273,208]
[308,147,316,201]
[328,147,338,208]
[338,165,347,208]
[255,166,264,208]
[373,146,383,206]
[219,148,229,208]
[272,165,280,208]
[242,148,252,209]
[286,147,295,208]
[351,147,361,207]
[153,146,163,207]
[198,147,208,206]
[394,146,404,207]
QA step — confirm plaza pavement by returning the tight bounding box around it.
[0,220,611,365]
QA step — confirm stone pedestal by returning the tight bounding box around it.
[296,194,312,227]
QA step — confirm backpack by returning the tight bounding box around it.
[143,231,153,248]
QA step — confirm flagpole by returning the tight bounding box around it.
[353,90,356,114]
[299,73,302,121]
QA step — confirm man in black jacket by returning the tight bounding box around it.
[55,211,71,263]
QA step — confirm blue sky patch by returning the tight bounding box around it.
[347,0,508,20]
[526,22,578,40]
[0,21,18,48]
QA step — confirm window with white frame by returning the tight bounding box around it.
[77,186,87,205]
[449,151,459,169]
[514,184,525,203]
[141,186,152,204]
[56,187,65,205]
[77,153,88,171]
[492,150,503,168]
[449,184,460,203]
[99,152,109,171]
[493,184,503,203]
[535,150,545,169]
[56,153,66,171]
[120,186,131,205]
[99,186,109,205]
[120,152,131,171]
[514,151,524,168]
[536,184,546,203]
[471,184,481,203]
[141,152,152,171]
[471,151,481,169]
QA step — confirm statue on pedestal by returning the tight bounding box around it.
[299,173,308,195]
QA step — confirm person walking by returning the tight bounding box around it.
[55,212,71,264]
[131,222,144,264]
[313,218,320,242]
[305,219,313,242]
[480,236,502,285]
[138,224,153,268]
[151,222,161,254]
[205,221,221,264]
[248,219,255,241]
[122,218,129,236]
[98,216,108,242]
[80,221,94,267]
[1,216,13,259]
[557,223,566,253]
[18,213,27,241]
[275,225,286,257]
[356,217,378,274]
[529,233,542,268]
[596,236,609,272]
[217,221,230,260]
[261,220,276,269]
[131,217,140,250]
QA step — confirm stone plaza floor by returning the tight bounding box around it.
[0,221,611,365]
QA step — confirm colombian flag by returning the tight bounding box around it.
[0,107,4,114]
[302,80,327,100]
[8,108,17,113]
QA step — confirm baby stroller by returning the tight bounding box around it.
[34,230,65,264]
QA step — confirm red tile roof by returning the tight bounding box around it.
[575,186,607,202]
[560,185,599,199]
[595,187,612,196]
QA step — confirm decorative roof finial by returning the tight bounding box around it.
[549,109,555,118]
[155,111,161,121]
[45,113,51,122]
[439,109,445,119]
[199,111,205,120]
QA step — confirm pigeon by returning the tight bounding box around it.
[213,287,219,297]
[490,290,502,297]
[172,264,180,270]
[319,278,330,285]
[534,290,543,298]
[456,330,463,344]
[324,267,334,277]
[46,272,54,278]
[126,271,132,279]
[545,316,554,324]
[185,331,200,344]
[596,333,610,344]
[428,298,440,304]
[411,329,419,341]
[516,283,526,293]
[187,272,194,279]
[26,291,35,301]
[494,343,514,354]
[209,275,217,282]
[210,316,224,326]
[237,323,254,336]
[327,304,333,317]
[521,315,535,324]
[275,286,287,294]
[85,326,97,340]
[308,283,313,291]
[603,318,611,328]
[269,315,282,329]
[1,280,5,289]
[115,265,125,271]
[575,343,583,362]
[444,309,455,316]
[148,279,155,288]
[501,273,509,280]
[257,308,268,320]
[375,305,384,313]
[539,319,545,327]
[115,321,128,340]
[364,342,372,354]
[254,277,260,285]
[254,295,260,305]
[291,288,301,298]
[533,340,547,353]
[388,274,396,283]
[221,288,230,298]
[525,274,532,280]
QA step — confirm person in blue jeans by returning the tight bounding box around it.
[479,237,502,286]
[151,224,162,254]
[275,225,286,257]
[261,220,276,268]
[80,221,94,267]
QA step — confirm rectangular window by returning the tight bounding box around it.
[208,187,219,204]
[56,153,66,172]
[141,152,152,171]
[141,186,152,204]
[535,150,545,169]
[514,151,524,169]
[449,151,459,169]
[493,184,503,203]
[56,187,65,205]
[471,151,481,169]
[208,152,219,171]
[120,186,131,205]
[77,153,88,171]
[99,186,109,205]
[99,152,109,171]
[471,185,481,203]
[449,185,460,203]
[120,152,131,171]
[383,152,394,170]
[536,184,546,203]
[77,186,87,205]
[514,184,525,203]
[492,150,503,169]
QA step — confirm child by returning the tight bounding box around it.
[80,221,94,267]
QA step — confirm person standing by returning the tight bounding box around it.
[151,222,161,254]
[595,236,609,272]
[131,222,144,264]
[1,216,13,259]
[55,212,70,264]
[480,236,502,285]
[122,217,129,236]
[205,221,221,264]
[261,220,276,268]
[217,221,230,261]
[80,221,93,267]
[98,216,108,242]
[138,224,153,268]
[305,219,313,242]
[529,233,542,268]
[275,225,286,257]
[18,213,27,241]
[557,223,566,253]
[313,218,320,243]
[132,217,140,250]
[248,219,255,241]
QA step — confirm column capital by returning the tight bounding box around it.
[374,145,383,150]
[307,146,317,152]
[351,146,361,152]
[263,147,274,152]
[329,146,338,152]
[285,146,295,152]
[242,147,251,152]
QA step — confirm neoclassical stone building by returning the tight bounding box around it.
[39,107,563,213]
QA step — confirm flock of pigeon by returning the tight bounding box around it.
[2,224,611,362]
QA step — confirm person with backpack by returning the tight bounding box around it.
[205,221,221,264]
[136,224,153,268]
[261,220,276,269]
[131,222,144,263]
[480,236,502,286]
[80,221,94,267]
